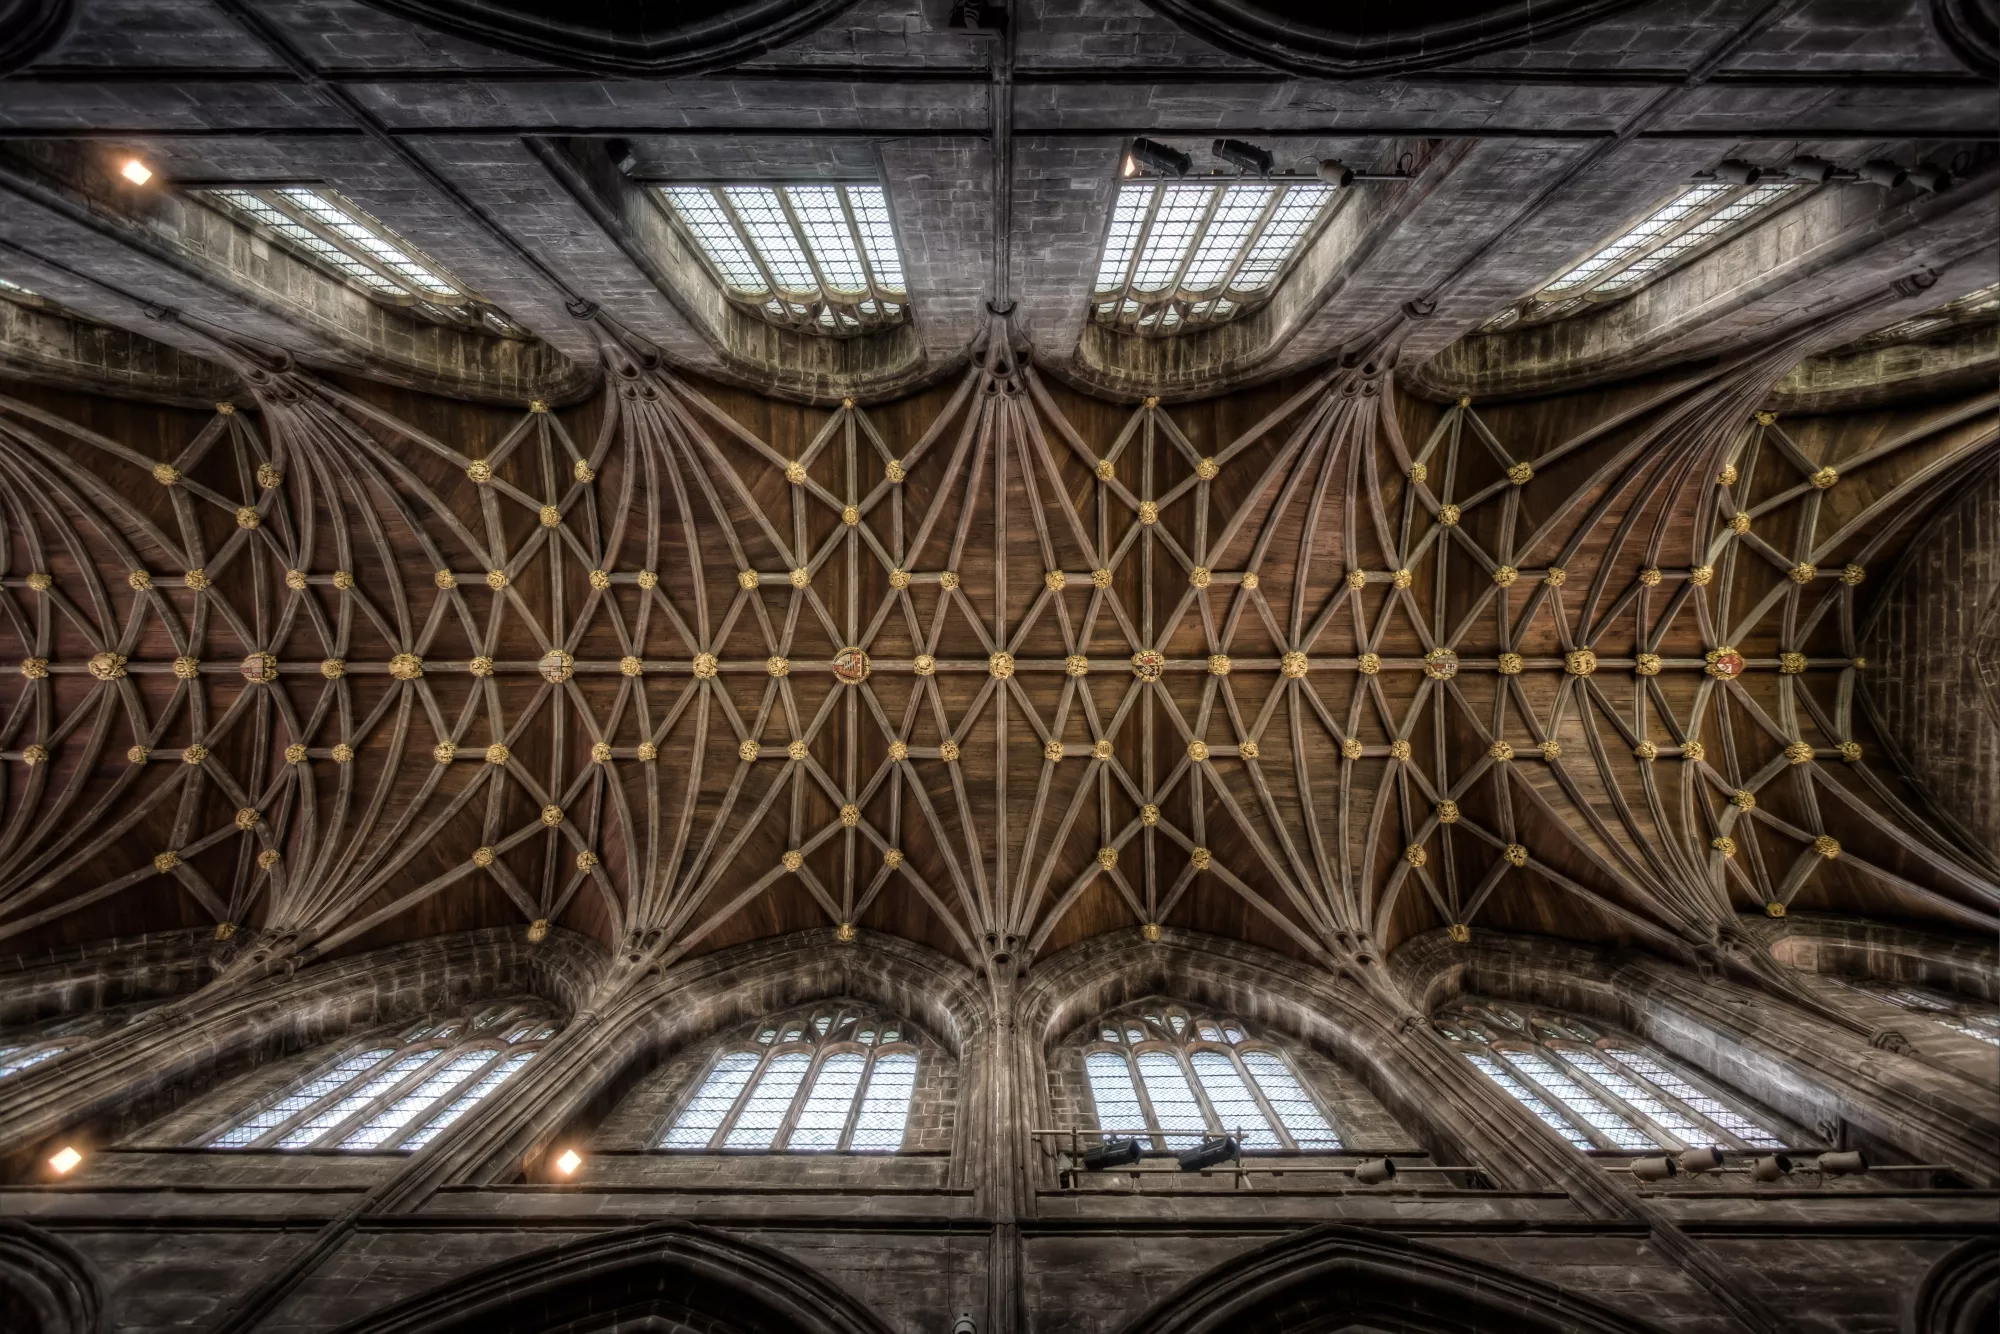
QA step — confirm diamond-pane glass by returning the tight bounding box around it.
[663,183,907,333]
[274,1051,438,1149]
[1499,1050,1654,1149]
[1240,1050,1341,1149]
[1604,1049,1785,1148]
[401,1052,535,1150]
[1464,1051,1595,1150]
[788,1051,866,1150]
[210,1048,395,1148]
[1136,1050,1207,1148]
[851,1052,916,1151]
[723,1050,811,1149]
[1190,1050,1278,1148]
[662,1050,762,1148]
[339,1051,492,1150]
[1085,1050,1147,1139]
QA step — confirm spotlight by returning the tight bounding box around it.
[554,1148,583,1176]
[1680,1147,1726,1174]
[952,1316,977,1334]
[1783,157,1837,184]
[1711,160,1762,186]
[119,158,154,187]
[1213,138,1274,178]
[605,138,638,176]
[1631,1155,1679,1182]
[1175,1134,1238,1172]
[1859,160,1908,188]
[48,1145,82,1175]
[1079,1137,1141,1171]
[1128,138,1192,179]
[1750,1153,1795,1182]
[1316,159,1356,188]
[1905,163,1951,193]
[1816,1150,1868,1176]
[1352,1157,1397,1185]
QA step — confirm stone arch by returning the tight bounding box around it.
[1116,1222,1661,1334]
[1909,1237,1999,1334]
[1759,913,1998,1004]
[332,1220,893,1334]
[0,1220,101,1334]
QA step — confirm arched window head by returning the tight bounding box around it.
[1436,1001,1790,1154]
[0,1001,160,1079]
[1842,980,2000,1047]
[659,1004,920,1153]
[203,999,557,1152]
[1083,1003,1341,1151]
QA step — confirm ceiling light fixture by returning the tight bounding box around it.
[119,158,153,186]
[1213,138,1274,177]
[48,1145,82,1174]
[1127,138,1192,179]
[1710,160,1762,186]
[1079,1137,1141,1170]
[1175,1134,1238,1172]
[554,1148,582,1176]
[1859,160,1908,188]
[1905,163,1952,193]
[1316,159,1356,187]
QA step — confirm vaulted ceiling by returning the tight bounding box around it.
[0,0,1992,990]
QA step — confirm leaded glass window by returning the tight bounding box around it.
[203,999,554,1152]
[1081,1004,1342,1151]
[1437,1001,1790,1153]
[197,186,526,337]
[0,1002,158,1080]
[1091,177,1335,335]
[1842,980,2000,1047]
[1481,181,1806,331]
[657,183,908,336]
[658,1004,920,1153]
[1845,281,2000,349]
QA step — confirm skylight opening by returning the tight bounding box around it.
[659,183,909,338]
[1481,180,1807,332]
[1091,178,1335,337]
[199,186,525,338]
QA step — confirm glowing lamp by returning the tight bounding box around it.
[49,1145,82,1175]
[120,158,153,186]
[554,1148,582,1176]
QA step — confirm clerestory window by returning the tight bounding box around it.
[1082,1004,1341,1151]
[198,186,527,337]
[658,183,908,336]
[0,1001,159,1079]
[1481,180,1806,331]
[1437,1001,1791,1153]
[1091,178,1335,335]
[1841,980,2000,1047]
[202,999,555,1152]
[1846,281,2000,349]
[659,1004,920,1152]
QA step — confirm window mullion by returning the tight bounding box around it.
[1163,186,1230,306]
[250,1048,402,1150]
[713,188,802,329]
[309,1048,446,1149]
[1231,1050,1296,1151]
[835,1048,873,1152]
[1122,1051,1169,1151]
[1116,183,1167,331]
[773,188,843,322]
[379,1048,502,1152]
[1572,186,1744,299]
[1549,1047,1684,1152]
[1496,1050,1622,1152]
[1213,187,1287,308]
[1178,1051,1228,1139]
[834,187,887,319]
[774,1046,822,1151]
[260,190,433,306]
[713,1048,776,1150]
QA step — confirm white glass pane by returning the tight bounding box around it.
[1463,1051,1595,1151]
[274,1050,439,1149]
[663,187,770,294]
[1604,1048,1785,1149]
[1501,1050,1655,1150]
[785,185,868,293]
[1540,184,1731,295]
[662,1050,761,1148]
[210,1047,395,1148]
[338,1051,493,1150]
[1135,1050,1208,1148]
[1229,183,1332,293]
[277,189,460,295]
[788,1051,866,1150]
[851,1052,917,1151]
[1937,1015,2000,1046]
[1129,183,1215,294]
[1180,183,1272,292]
[1093,184,1154,293]
[845,185,905,293]
[1560,1048,1709,1148]
[1594,183,1797,292]
[1189,1050,1278,1148]
[724,1050,810,1148]
[725,186,819,294]
[399,1051,534,1150]
[1240,1050,1341,1149]
[1085,1050,1146,1138]
[0,1045,61,1078]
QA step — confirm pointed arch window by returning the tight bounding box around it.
[659,1005,919,1153]
[1437,1001,1790,1153]
[1481,180,1806,331]
[1843,981,2000,1047]
[1082,1005,1341,1151]
[202,1000,555,1152]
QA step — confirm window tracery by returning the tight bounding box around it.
[0,1002,158,1079]
[658,183,908,336]
[1842,980,2000,1046]
[1090,178,1335,335]
[1436,1001,1790,1153]
[1480,180,1806,330]
[1081,1005,1341,1150]
[659,1005,920,1152]
[203,1000,555,1152]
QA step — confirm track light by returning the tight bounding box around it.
[1750,1153,1795,1182]
[119,158,153,186]
[1631,1155,1679,1182]
[1680,1147,1726,1174]
[1128,138,1192,179]
[1816,1150,1868,1176]
[1711,160,1762,186]
[48,1145,82,1175]
[1859,160,1908,188]
[1079,1137,1141,1170]
[1316,159,1356,188]
[1352,1157,1397,1185]
[1213,138,1274,178]
[1175,1134,1238,1172]
[1905,163,1951,193]
[1783,157,1837,184]
[554,1148,582,1176]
